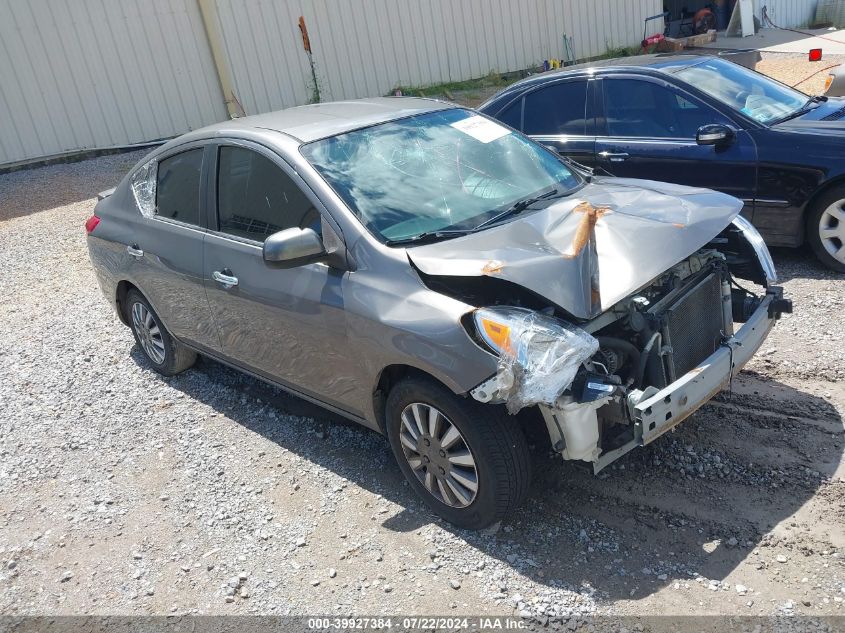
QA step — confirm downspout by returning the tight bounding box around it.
[197,0,246,118]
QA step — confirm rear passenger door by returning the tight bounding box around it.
[127,144,220,352]
[595,76,757,213]
[498,78,596,167]
[202,141,360,415]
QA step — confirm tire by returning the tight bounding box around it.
[807,187,845,273]
[385,377,531,529]
[125,289,196,376]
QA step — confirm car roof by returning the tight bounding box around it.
[480,54,707,109]
[190,97,458,143]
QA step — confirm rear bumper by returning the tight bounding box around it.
[592,286,787,471]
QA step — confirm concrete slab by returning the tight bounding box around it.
[696,27,845,55]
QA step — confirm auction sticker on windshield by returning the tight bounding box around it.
[450,115,511,143]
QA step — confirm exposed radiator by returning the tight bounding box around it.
[664,272,725,378]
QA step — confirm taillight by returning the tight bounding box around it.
[85,215,100,234]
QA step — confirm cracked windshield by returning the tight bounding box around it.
[302,108,580,243]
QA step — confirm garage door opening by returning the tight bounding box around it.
[664,0,737,36]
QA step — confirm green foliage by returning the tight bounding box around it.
[389,69,525,98]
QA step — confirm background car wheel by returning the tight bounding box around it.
[807,188,845,273]
[125,289,196,376]
[386,376,530,529]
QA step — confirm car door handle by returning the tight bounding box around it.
[212,270,239,288]
[599,151,629,162]
[126,244,144,258]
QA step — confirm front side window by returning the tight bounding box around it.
[216,146,320,242]
[675,58,808,125]
[301,109,580,244]
[155,149,203,226]
[522,81,588,135]
[604,79,729,138]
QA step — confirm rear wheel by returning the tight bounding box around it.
[125,289,196,376]
[807,188,845,272]
[386,377,530,529]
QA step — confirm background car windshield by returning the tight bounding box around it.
[301,108,579,242]
[676,58,807,125]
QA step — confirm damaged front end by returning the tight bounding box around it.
[465,216,791,472]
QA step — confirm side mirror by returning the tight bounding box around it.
[263,227,325,268]
[696,124,735,147]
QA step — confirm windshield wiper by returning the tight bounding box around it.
[384,187,565,246]
[471,188,563,232]
[384,228,474,246]
[770,98,822,125]
[560,156,598,180]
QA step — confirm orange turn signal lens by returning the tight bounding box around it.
[825,74,834,93]
[479,318,511,353]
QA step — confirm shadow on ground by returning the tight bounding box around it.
[133,346,843,603]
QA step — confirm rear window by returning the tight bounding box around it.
[155,149,203,226]
[522,81,588,135]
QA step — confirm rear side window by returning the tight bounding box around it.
[216,146,320,242]
[496,100,523,130]
[522,81,588,135]
[155,149,203,226]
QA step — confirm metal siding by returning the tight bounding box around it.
[1,0,662,166]
[760,0,817,28]
[0,0,226,166]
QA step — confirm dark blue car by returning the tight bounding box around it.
[479,54,845,272]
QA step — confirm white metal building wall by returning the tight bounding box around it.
[0,0,662,167]
[0,0,226,166]
[759,0,818,28]
[214,0,663,115]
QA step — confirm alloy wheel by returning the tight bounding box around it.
[131,301,166,365]
[819,199,845,264]
[398,403,479,508]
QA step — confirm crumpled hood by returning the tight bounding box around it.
[407,178,742,320]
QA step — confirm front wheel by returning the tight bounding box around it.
[807,188,845,272]
[386,377,530,529]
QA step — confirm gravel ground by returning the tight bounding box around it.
[1,122,844,623]
[757,52,845,95]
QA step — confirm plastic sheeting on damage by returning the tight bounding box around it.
[492,309,598,414]
[130,159,157,218]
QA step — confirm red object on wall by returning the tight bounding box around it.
[298,16,312,54]
[809,48,823,62]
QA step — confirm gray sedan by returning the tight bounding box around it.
[86,98,790,529]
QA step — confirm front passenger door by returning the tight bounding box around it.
[595,76,757,216]
[202,142,360,415]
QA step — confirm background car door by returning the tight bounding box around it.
[498,78,597,168]
[202,142,361,416]
[595,76,758,217]
[128,145,220,352]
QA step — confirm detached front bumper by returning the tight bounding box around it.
[593,286,790,472]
